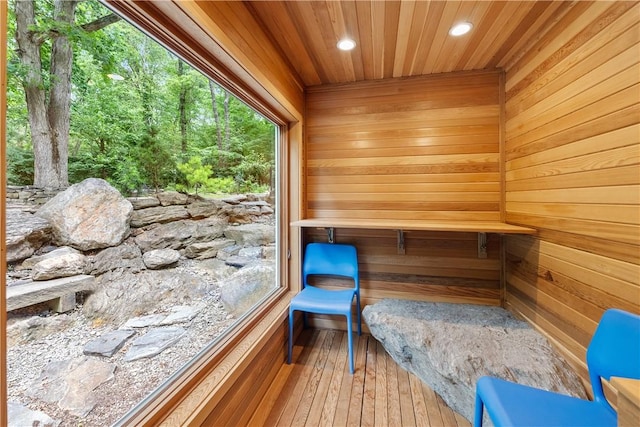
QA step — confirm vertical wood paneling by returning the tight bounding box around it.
[306,70,502,222]
[504,1,640,385]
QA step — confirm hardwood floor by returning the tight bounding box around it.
[250,329,471,427]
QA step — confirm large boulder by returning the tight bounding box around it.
[20,246,78,269]
[36,178,133,251]
[6,210,52,263]
[363,299,587,423]
[220,260,276,316]
[134,218,227,253]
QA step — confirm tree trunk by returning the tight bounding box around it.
[15,0,119,188]
[209,80,223,169]
[178,60,188,153]
[223,91,230,150]
[46,0,79,188]
[15,0,54,187]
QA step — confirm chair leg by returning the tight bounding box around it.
[356,293,362,335]
[347,313,354,374]
[474,392,484,427]
[288,308,294,365]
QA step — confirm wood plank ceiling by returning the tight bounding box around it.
[244,1,570,87]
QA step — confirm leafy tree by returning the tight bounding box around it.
[13,0,120,187]
[7,0,276,195]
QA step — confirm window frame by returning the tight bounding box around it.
[1,2,9,425]
[97,2,298,424]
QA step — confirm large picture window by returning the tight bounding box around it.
[4,1,283,425]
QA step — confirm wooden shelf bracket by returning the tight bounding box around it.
[326,227,335,243]
[478,232,487,258]
[397,229,405,255]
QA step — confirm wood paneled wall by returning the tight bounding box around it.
[302,71,505,329]
[305,71,502,222]
[503,1,640,380]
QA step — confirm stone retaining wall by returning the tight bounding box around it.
[7,186,64,207]
[6,186,273,219]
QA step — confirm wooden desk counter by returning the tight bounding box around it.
[291,218,536,257]
[291,218,536,234]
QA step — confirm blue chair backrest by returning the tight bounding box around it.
[302,243,359,290]
[586,308,640,413]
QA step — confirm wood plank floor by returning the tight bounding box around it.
[250,329,471,427]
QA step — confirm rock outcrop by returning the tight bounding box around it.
[363,299,587,423]
[81,269,212,324]
[6,210,52,263]
[27,357,116,417]
[223,223,275,246]
[220,260,276,316]
[6,185,277,425]
[8,402,60,427]
[134,218,227,252]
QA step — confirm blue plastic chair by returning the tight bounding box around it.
[474,308,640,427]
[288,242,361,374]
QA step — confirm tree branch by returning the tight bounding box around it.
[80,13,121,32]
[32,12,121,44]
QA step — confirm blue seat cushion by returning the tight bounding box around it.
[290,286,355,316]
[477,376,616,427]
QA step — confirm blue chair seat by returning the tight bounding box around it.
[290,286,356,315]
[476,376,616,427]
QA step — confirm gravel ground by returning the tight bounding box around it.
[7,261,238,427]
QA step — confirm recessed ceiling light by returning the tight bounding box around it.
[337,38,356,51]
[449,22,473,36]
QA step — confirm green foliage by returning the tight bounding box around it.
[207,177,236,194]
[7,0,276,194]
[233,151,274,193]
[111,155,146,196]
[6,144,34,185]
[137,126,175,192]
[177,156,213,194]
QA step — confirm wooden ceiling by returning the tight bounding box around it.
[244,1,570,87]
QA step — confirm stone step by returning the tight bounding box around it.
[6,274,95,313]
